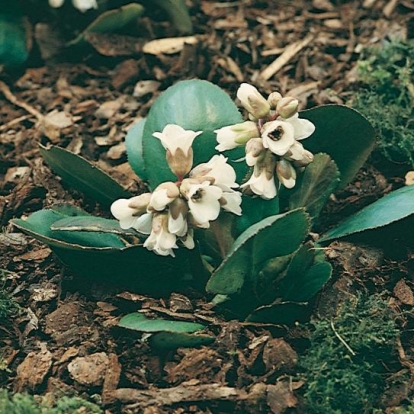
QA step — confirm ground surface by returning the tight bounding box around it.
[1,1,414,413]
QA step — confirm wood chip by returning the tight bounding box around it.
[15,344,53,391]
[68,352,109,386]
[143,36,198,55]
[259,34,314,81]
[393,279,414,305]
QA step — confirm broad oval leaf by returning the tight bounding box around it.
[286,153,340,219]
[302,105,376,188]
[125,118,147,181]
[206,209,310,295]
[40,144,130,206]
[119,313,205,333]
[0,7,29,66]
[319,184,414,243]
[142,79,246,189]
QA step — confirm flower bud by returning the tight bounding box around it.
[245,138,265,166]
[215,121,260,152]
[276,159,296,189]
[237,83,271,119]
[277,96,299,119]
[293,149,314,167]
[267,92,283,109]
[126,193,152,214]
[148,182,179,212]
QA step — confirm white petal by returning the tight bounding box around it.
[221,191,242,215]
[111,199,137,229]
[168,211,187,236]
[72,0,97,11]
[261,120,295,156]
[241,170,277,200]
[153,124,202,156]
[133,213,153,234]
[49,0,65,7]
[284,114,315,140]
[188,184,222,224]
[180,230,195,249]
[237,83,270,119]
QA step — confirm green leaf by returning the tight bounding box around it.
[149,332,215,350]
[12,209,126,249]
[302,105,376,188]
[142,80,247,189]
[125,119,147,181]
[246,301,310,325]
[51,216,137,236]
[149,0,193,34]
[69,3,145,45]
[286,153,340,219]
[278,244,332,302]
[39,144,130,206]
[119,313,205,333]
[0,6,29,66]
[206,209,310,295]
[319,184,414,243]
[236,194,280,235]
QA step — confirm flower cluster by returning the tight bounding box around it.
[111,125,242,257]
[215,83,315,199]
[49,0,98,12]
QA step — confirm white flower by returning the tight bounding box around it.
[153,124,202,157]
[190,154,238,190]
[241,154,277,200]
[237,83,271,119]
[148,182,179,212]
[215,121,260,152]
[153,124,202,179]
[220,191,242,215]
[245,138,265,166]
[261,120,295,156]
[276,159,297,189]
[283,113,315,140]
[180,229,195,250]
[168,198,188,237]
[49,0,98,12]
[183,180,223,226]
[111,195,152,234]
[277,97,299,119]
[72,0,98,11]
[144,213,177,257]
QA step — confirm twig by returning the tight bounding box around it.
[259,34,314,81]
[330,320,356,356]
[0,80,44,121]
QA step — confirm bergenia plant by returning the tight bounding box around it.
[12,79,414,331]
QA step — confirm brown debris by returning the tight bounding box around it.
[15,344,53,392]
[68,352,109,387]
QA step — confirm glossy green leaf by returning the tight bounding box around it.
[12,207,195,294]
[287,153,340,219]
[39,144,130,206]
[302,105,376,188]
[149,332,215,350]
[69,3,145,45]
[206,209,310,295]
[0,6,29,66]
[125,118,147,181]
[119,313,205,333]
[236,194,280,235]
[12,209,126,249]
[142,80,247,189]
[51,216,137,236]
[319,184,414,243]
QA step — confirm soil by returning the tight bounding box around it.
[1,1,414,413]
